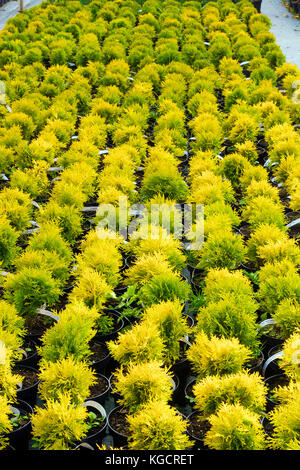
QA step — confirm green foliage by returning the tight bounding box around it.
[139,272,191,307]
[142,300,189,365]
[38,301,98,364]
[187,331,252,378]
[193,371,267,417]
[128,400,192,450]
[4,267,61,320]
[268,388,300,449]
[0,395,13,450]
[258,260,300,314]
[273,299,300,340]
[196,294,259,352]
[107,320,165,366]
[31,394,88,450]
[204,404,266,450]
[38,358,96,406]
[113,362,173,413]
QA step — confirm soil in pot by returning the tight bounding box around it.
[185,378,196,406]
[95,312,125,343]
[25,315,55,344]
[88,374,110,404]
[246,351,264,374]
[83,407,107,446]
[108,406,129,447]
[89,342,110,373]
[7,400,33,451]
[187,411,211,450]
[13,365,39,406]
[16,339,38,368]
[259,323,284,355]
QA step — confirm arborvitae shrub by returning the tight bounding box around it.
[187,331,252,378]
[0,188,32,231]
[203,268,253,303]
[113,362,174,413]
[38,358,97,406]
[242,196,286,230]
[278,331,300,381]
[268,388,300,449]
[218,153,250,190]
[197,231,246,271]
[38,301,97,364]
[31,394,89,450]
[0,215,20,269]
[196,294,259,352]
[124,252,175,287]
[204,404,266,450]
[139,272,191,307]
[128,400,192,450]
[142,300,189,365]
[0,395,13,450]
[69,268,111,311]
[107,320,165,365]
[193,371,267,416]
[4,267,61,320]
[258,260,300,314]
[273,299,300,340]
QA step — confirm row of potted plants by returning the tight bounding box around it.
[0,0,299,451]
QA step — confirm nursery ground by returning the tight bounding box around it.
[0,0,43,30]
[261,0,300,67]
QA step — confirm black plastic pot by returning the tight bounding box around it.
[184,377,197,413]
[89,341,111,374]
[258,319,284,355]
[7,400,33,451]
[16,340,38,368]
[88,374,110,405]
[253,0,262,13]
[247,350,265,374]
[186,410,210,450]
[94,312,125,343]
[107,406,129,448]
[14,365,40,407]
[264,374,290,412]
[262,350,284,378]
[172,355,191,379]
[81,401,107,447]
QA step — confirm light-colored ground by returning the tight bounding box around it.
[261,0,300,67]
[0,0,44,30]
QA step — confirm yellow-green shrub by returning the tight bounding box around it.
[128,400,192,450]
[204,404,266,450]
[113,362,173,413]
[193,371,267,417]
[187,331,252,378]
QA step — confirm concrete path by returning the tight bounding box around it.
[0,0,44,30]
[261,0,300,67]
